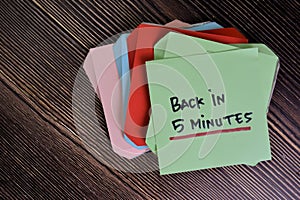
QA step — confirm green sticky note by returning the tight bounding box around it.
[154,32,239,60]
[147,33,279,155]
[146,116,157,153]
[147,33,279,154]
[231,43,280,108]
[148,33,239,154]
[146,48,277,175]
[155,32,279,107]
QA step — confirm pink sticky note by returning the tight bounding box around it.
[164,19,191,28]
[83,52,99,96]
[83,44,149,159]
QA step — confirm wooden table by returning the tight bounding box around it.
[1,1,299,199]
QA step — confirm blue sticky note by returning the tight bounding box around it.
[113,34,151,150]
[123,134,149,150]
[185,22,223,31]
[113,33,131,125]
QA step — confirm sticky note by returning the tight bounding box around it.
[164,19,191,28]
[125,23,248,147]
[146,32,279,154]
[154,31,239,60]
[83,44,149,159]
[231,43,280,109]
[83,51,99,96]
[156,32,279,109]
[113,33,131,127]
[147,33,239,153]
[146,48,278,174]
[184,21,223,31]
[165,20,223,31]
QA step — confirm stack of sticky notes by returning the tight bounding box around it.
[83,20,279,175]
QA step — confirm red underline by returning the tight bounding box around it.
[169,126,251,141]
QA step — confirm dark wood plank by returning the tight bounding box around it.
[0,81,143,199]
[1,0,299,199]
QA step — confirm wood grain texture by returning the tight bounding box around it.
[0,81,143,199]
[1,0,299,199]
